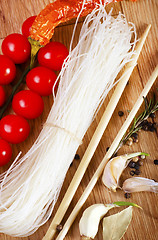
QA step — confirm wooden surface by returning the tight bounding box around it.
[0,0,158,239]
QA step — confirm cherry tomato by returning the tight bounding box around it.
[0,86,6,107]
[22,15,37,38]
[0,114,30,144]
[12,90,44,119]
[0,139,12,167]
[2,33,31,64]
[26,66,57,96]
[0,55,16,85]
[38,42,69,71]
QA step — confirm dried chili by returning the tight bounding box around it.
[28,0,137,63]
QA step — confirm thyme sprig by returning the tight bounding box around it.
[114,94,158,154]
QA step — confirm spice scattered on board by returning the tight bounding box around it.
[102,152,148,191]
[118,111,124,117]
[154,159,158,165]
[74,154,80,160]
[114,94,158,154]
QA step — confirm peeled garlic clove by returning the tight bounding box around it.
[102,152,147,191]
[102,155,127,191]
[79,204,116,239]
[122,177,158,193]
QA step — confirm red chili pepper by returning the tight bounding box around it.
[29,0,137,46]
[28,0,137,65]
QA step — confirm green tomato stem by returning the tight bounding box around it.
[0,66,30,120]
[28,38,43,68]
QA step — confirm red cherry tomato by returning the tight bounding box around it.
[0,86,6,107]
[2,33,31,64]
[26,66,57,96]
[0,55,16,85]
[0,114,30,144]
[22,15,37,38]
[38,42,69,71]
[12,90,44,119]
[0,139,12,167]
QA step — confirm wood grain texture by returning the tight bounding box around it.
[0,0,157,239]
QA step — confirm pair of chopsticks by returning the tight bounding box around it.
[43,25,158,240]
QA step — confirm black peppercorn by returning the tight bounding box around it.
[124,193,131,199]
[148,122,153,127]
[141,120,148,126]
[133,138,138,143]
[74,154,80,160]
[56,224,63,232]
[118,111,124,117]
[149,126,155,132]
[131,132,138,139]
[128,161,136,168]
[106,147,110,152]
[135,169,141,175]
[154,160,158,165]
[134,164,140,170]
[142,125,149,131]
[150,113,156,119]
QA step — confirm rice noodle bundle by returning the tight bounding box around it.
[0,4,136,237]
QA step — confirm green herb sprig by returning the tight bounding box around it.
[114,94,158,154]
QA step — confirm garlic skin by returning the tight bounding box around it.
[102,152,145,192]
[79,204,116,239]
[122,177,158,193]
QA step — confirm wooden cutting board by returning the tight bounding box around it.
[0,0,157,239]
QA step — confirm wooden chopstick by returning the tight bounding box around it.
[42,25,151,240]
[56,65,158,240]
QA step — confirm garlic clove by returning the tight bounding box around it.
[79,204,116,239]
[122,177,158,193]
[102,155,127,191]
[102,152,147,191]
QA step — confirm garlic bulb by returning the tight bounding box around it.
[79,204,116,239]
[102,152,148,191]
[122,177,158,193]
